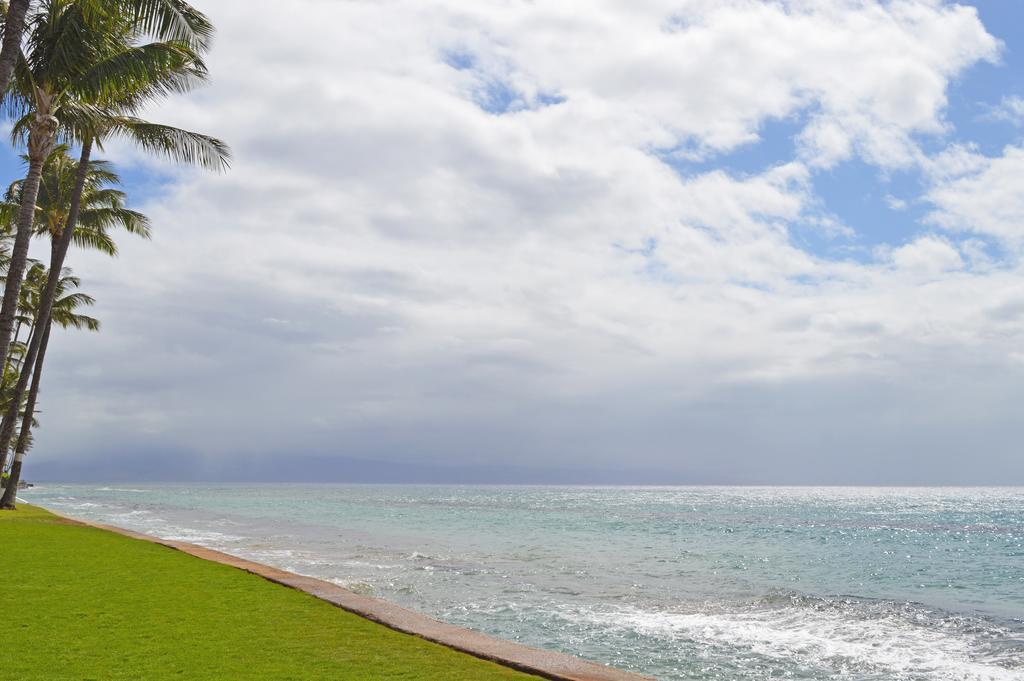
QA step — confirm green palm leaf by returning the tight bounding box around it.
[107,116,231,171]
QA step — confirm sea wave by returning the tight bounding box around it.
[24,484,1024,681]
[574,595,1023,681]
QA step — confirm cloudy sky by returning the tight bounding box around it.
[13,0,1024,483]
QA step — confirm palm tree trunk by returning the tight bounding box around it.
[0,139,88,509]
[0,316,34,475]
[0,0,29,95]
[0,121,57,372]
[9,319,31,374]
[0,318,48,507]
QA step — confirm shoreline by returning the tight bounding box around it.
[43,504,652,681]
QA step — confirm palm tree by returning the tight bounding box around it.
[0,146,149,474]
[0,260,47,457]
[0,0,214,97]
[0,0,218,384]
[10,261,99,355]
[0,2,227,507]
[0,263,91,461]
[10,144,151,256]
[0,1,182,368]
[10,258,44,370]
[3,266,99,486]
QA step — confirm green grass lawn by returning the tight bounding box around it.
[0,505,538,680]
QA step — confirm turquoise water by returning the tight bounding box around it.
[24,484,1024,680]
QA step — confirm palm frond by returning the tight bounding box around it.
[108,116,230,171]
[55,291,96,309]
[0,202,19,231]
[122,0,214,52]
[79,206,151,238]
[70,226,117,256]
[72,40,208,110]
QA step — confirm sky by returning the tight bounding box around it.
[14,0,1024,484]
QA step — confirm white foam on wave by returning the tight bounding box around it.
[343,559,403,570]
[580,601,1021,681]
[40,496,247,553]
[67,501,102,509]
[88,507,246,547]
[111,509,152,519]
[156,528,246,544]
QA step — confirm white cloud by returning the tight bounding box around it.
[926,145,1024,243]
[985,94,1024,126]
[885,195,908,211]
[885,235,964,275]
[27,0,1024,481]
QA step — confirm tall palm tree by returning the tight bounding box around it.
[0,0,217,384]
[0,146,149,474]
[3,266,98,481]
[0,3,227,507]
[0,259,47,453]
[0,264,94,459]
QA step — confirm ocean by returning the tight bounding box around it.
[23,484,1024,680]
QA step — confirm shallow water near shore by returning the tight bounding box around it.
[24,484,1024,680]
